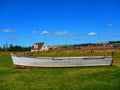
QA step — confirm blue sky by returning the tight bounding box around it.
[0,0,120,46]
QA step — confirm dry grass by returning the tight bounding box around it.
[31,49,115,57]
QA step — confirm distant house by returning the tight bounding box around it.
[31,42,49,52]
[49,46,59,50]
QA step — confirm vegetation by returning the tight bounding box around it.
[0,50,120,90]
[31,49,113,57]
[0,44,31,52]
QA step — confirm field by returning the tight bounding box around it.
[0,50,120,90]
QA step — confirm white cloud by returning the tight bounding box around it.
[54,31,68,35]
[32,30,37,34]
[40,30,77,36]
[2,29,16,33]
[41,30,49,34]
[88,32,97,36]
[108,23,113,28]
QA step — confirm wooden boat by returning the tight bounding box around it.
[11,54,114,68]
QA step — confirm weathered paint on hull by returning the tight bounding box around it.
[11,55,113,69]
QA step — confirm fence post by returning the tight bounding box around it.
[112,52,114,63]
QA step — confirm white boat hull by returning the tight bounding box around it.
[11,55,113,68]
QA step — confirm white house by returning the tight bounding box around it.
[31,42,49,52]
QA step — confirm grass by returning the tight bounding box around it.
[0,50,120,90]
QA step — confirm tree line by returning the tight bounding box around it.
[0,44,31,52]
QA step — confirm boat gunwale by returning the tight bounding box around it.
[12,54,112,60]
